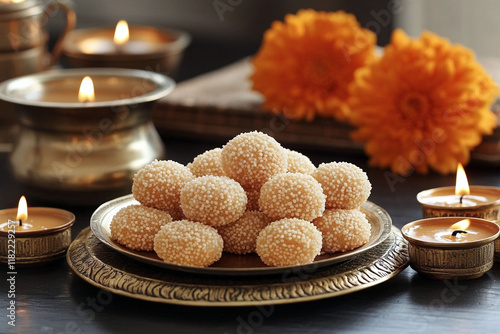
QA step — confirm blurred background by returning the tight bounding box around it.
[47,0,499,81]
[0,0,477,81]
[58,0,395,81]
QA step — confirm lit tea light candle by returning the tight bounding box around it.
[72,20,160,55]
[417,163,500,220]
[109,20,160,54]
[0,196,75,265]
[403,218,498,244]
[3,68,171,105]
[0,196,74,233]
[61,20,191,76]
[402,217,500,280]
[416,163,500,262]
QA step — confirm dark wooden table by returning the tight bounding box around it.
[2,140,500,334]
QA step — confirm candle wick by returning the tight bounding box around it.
[451,230,468,237]
[19,219,22,226]
[459,195,464,204]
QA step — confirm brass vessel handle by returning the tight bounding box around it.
[43,0,76,67]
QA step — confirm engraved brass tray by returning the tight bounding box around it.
[89,194,392,276]
[67,226,408,306]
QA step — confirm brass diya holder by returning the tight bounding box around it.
[417,186,500,262]
[0,208,75,266]
[402,218,500,280]
[0,68,175,204]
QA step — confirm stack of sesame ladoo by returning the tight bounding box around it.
[110,131,372,268]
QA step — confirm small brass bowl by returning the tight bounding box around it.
[401,217,500,280]
[0,207,75,266]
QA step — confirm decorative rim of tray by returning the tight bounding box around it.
[67,226,409,306]
[89,194,392,276]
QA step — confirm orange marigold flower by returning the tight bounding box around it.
[348,29,498,175]
[250,9,376,121]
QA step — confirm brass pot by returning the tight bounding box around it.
[0,68,175,205]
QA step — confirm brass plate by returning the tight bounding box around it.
[67,226,408,306]
[90,194,392,276]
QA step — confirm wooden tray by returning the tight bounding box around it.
[153,58,500,164]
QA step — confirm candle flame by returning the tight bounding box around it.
[455,163,470,196]
[78,76,95,103]
[17,196,28,222]
[450,219,471,231]
[114,20,129,45]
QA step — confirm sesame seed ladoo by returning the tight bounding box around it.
[132,160,194,219]
[113,131,374,268]
[217,211,272,254]
[312,209,371,253]
[110,204,172,251]
[311,162,371,209]
[259,173,326,221]
[154,220,223,267]
[286,149,316,174]
[180,175,247,227]
[221,131,288,189]
[256,218,322,267]
[187,148,226,177]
